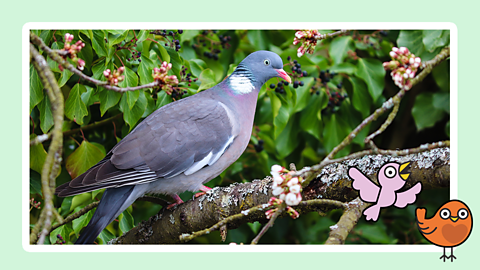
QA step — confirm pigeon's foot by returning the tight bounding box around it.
[194,185,212,198]
[167,194,184,209]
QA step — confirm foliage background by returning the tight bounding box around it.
[3,0,478,269]
[29,28,450,245]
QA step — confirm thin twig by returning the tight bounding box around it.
[251,205,284,244]
[30,32,161,93]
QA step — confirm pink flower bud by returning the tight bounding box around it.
[162,61,168,68]
[399,47,409,54]
[118,66,125,74]
[167,63,172,70]
[159,67,167,74]
[154,67,160,74]
[295,31,306,39]
[415,57,421,63]
[271,165,283,173]
[392,47,399,52]
[297,45,306,58]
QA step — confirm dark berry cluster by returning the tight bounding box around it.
[286,56,307,89]
[150,30,183,51]
[254,139,264,152]
[180,66,198,87]
[55,234,66,245]
[270,81,290,94]
[322,91,348,115]
[192,30,232,61]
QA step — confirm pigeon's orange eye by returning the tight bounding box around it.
[385,166,396,178]
[458,208,469,219]
[440,208,451,219]
[264,59,270,66]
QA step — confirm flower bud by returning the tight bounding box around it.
[285,192,300,206]
[272,187,283,196]
[271,165,283,173]
[287,177,299,186]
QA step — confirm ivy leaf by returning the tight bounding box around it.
[119,90,147,130]
[136,30,149,44]
[37,94,54,133]
[118,67,139,109]
[29,134,47,174]
[247,30,269,51]
[397,30,424,56]
[107,30,128,47]
[299,93,325,140]
[138,55,155,85]
[329,36,354,64]
[90,30,107,57]
[119,210,134,233]
[330,62,357,75]
[50,224,74,245]
[30,64,44,113]
[166,47,183,77]
[412,92,445,131]
[98,89,122,116]
[30,170,42,195]
[348,77,372,118]
[269,91,290,139]
[65,84,89,125]
[156,90,173,109]
[58,68,73,88]
[423,30,449,53]
[97,228,115,244]
[198,69,216,91]
[66,140,105,179]
[72,210,93,236]
[275,116,300,159]
[355,58,385,102]
[189,59,207,78]
[293,77,314,113]
[154,43,170,63]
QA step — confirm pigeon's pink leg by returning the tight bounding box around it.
[167,194,184,209]
[194,185,212,198]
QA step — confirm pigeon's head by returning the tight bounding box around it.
[229,51,291,94]
[378,162,411,190]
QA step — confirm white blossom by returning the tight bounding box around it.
[285,193,300,206]
[290,184,301,194]
[272,187,284,196]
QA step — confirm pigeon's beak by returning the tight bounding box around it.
[399,162,411,180]
[275,69,292,83]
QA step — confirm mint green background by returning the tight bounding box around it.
[4,0,478,269]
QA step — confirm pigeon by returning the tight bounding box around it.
[416,200,473,262]
[55,50,292,244]
[348,162,422,221]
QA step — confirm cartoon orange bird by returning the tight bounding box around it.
[416,200,473,262]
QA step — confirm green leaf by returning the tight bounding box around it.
[248,221,262,234]
[29,134,48,174]
[247,30,270,50]
[98,89,122,116]
[154,43,170,63]
[30,65,44,113]
[97,228,115,244]
[91,30,107,57]
[37,95,54,133]
[65,84,88,125]
[356,223,394,244]
[72,210,93,236]
[58,68,73,88]
[432,59,449,92]
[198,69,216,91]
[30,170,42,195]
[166,47,183,77]
[412,92,445,130]
[81,86,95,107]
[330,62,357,75]
[142,91,156,118]
[355,58,385,102]
[268,91,290,139]
[432,92,450,114]
[50,224,73,244]
[138,55,155,85]
[348,77,372,118]
[59,196,73,216]
[119,210,134,233]
[66,140,105,179]
[397,30,424,56]
[136,30,149,44]
[39,30,53,46]
[179,30,199,43]
[156,90,173,109]
[275,116,300,159]
[107,30,128,47]
[329,36,354,64]
[323,113,350,154]
[299,93,325,140]
[119,90,147,130]
[423,30,449,53]
[189,59,207,78]
[78,41,93,71]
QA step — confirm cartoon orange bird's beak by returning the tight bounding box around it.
[399,162,411,180]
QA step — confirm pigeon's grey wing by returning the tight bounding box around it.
[57,95,235,197]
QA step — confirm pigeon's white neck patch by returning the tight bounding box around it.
[229,75,255,95]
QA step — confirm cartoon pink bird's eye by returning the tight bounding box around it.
[458,208,469,219]
[385,166,396,178]
[440,208,451,219]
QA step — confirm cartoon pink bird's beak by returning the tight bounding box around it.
[399,162,411,180]
[275,69,291,83]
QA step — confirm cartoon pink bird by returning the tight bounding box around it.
[348,162,422,221]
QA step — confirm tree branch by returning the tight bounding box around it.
[109,147,449,244]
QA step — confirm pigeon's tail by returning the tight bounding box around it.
[75,185,137,244]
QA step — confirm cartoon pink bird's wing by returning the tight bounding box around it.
[348,167,380,202]
[394,182,422,208]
